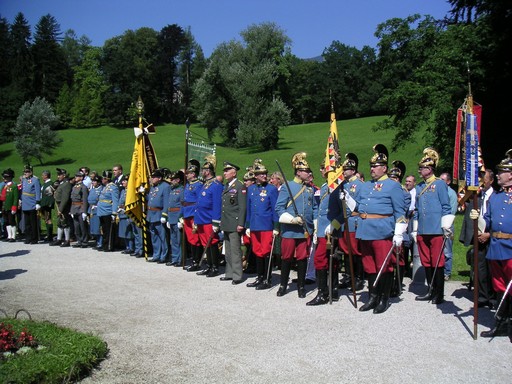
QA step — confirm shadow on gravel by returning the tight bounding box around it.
[1,250,31,258]
[0,268,28,281]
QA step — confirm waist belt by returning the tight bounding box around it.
[148,207,162,211]
[22,192,36,196]
[118,204,125,209]
[168,207,180,212]
[72,202,82,205]
[492,231,512,239]
[99,199,112,203]
[182,202,196,206]
[359,213,392,219]
[351,212,359,217]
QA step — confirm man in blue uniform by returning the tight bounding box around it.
[96,170,119,252]
[195,155,224,277]
[165,170,184,266]
[412,148,453,304]
[146,169,170,263]
[245,159,279,290]
[275,152,318,298]
[473,149,512,339]
[184,160,204,271]
[21,165,41,244]
[355,144,407,314]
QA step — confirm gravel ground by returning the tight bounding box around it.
[1,240,510,384]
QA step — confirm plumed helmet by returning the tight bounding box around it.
[243,170,256,181]
[203,154,216,173]
[24,164,33,173]
[252,158,268,175]
[170,170,185,184]
[2,168,15,179]
[187,159,200,175]
[342,152,359,171]
[418,147,439,169]
[496,149,512,173]
[370,144,388,166]
[388,160,406,182]
[102,170,113,180]
[291,152,310,171]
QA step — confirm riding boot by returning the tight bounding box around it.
[481,293,510,338]
[297,258,307,298]
[306,270,328,306]
[416,267,433,301]
[431,266,445,304]
[206,246,220,277]
[359,273,379,312]
[374,272,393,314]
[247,257,264,287]
[330,267,339,301]
[277,259,291,297]
[256,256,272,290]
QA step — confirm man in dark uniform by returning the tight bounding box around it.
[20,165,41,244]
[219,162,247,284]
[1,169,18,242]
[195,155,223,277]
[70,171,89,248]
[184,160,204,271]
[39,170,55,242]
[275,152,318,298]
[50,168,73,247]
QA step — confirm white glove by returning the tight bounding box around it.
[177,221,183,229]
[111,214,116,221]
[138,186,145,193]
[469,209,479,220]
[166,221,171,229]
[11,210,16,215]
[118,208,125,214]
[160,217,167,224]
[273,229,279,236]
[291,216,304,225]
[70,213,74,218]
[35,204,41,210]
[410,220,418,243]
[245,228,251,237]
[279,212,303,225]
[441,214,455,238]
[324,224,332,236]
[410,231,417,243]
[81,213,87,221]
[212,225,220,233]
[313,232,318,244]
[393,222,408,247]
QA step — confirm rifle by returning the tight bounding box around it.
[340,188,357,308]
[275,160,310,238]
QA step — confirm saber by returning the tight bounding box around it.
[266,233,277,288]
[200,229,216,265]
[427,236,448,300]
[328,235,335,304]
[396,244,402,296]
[373,243,395,289]
[487,279,512,343]
[341,192,357,308]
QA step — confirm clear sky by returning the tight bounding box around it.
[1,0,452,58]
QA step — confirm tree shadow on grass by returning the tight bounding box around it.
[0,149,13,162]
[43,158,76,166]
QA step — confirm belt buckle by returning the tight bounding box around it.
[361,213,367,219]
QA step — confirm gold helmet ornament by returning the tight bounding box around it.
[187,159,201,175]
[418,147,439,169]
[342,152,359,171]
[370,144,388,166]
[203,154,216,173]
[253,158,268,175]
[291,152,310,171]
[389,160,406,182]
[496,149,512,173]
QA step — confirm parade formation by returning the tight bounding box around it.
[1,145,512,342]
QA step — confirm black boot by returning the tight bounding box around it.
[306,270,328,306]
[297,258,307,298]
[256,256,272,290]
[416,267,433,301]
[277,259,291,297]
[431,267,445,304]
[330,268,339,301]
[360,274,379,312]
[374,272,393,314]
[247,257,264,287]
[481,294,510,338]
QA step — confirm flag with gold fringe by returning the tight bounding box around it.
[324,111,344,190]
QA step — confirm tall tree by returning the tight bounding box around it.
[12,97,62,165]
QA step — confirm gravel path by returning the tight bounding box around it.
[1,240,510,384]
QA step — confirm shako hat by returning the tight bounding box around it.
[388,160,406,182]
[291,152,310,171]
[496,149,512,173]
[102,170,113,180]
[418,147,439,169]
[342,153,359,171]
[370,144,388,166]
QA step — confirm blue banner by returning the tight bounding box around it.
[465,113,479,189]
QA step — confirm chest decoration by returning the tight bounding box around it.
[350,184,357,194]
[428,184,437,193]
[373,183,383,192]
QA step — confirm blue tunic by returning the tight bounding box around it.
[315,182,331,236]
[146,181,171,223]
[194,177,223,225]
[87,185,103,236]
[414,176,451,235]
[246,182,278,231]
[21,176,41,210]
[183,179,202,219]
[97,182,119,217]
[165,184,184,224]
[484,189,512,261]
[355,175,407,240]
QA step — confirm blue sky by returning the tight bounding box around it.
[1,0,451,58]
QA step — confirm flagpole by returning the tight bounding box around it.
[181,118,190,269]
[136,97,150,261]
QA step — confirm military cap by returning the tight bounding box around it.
[496,149,512,173]
[342,153,359,171]
[370,144,388,166]
[2,168,14,178]
[388,160,406,182]
[158,167,171,180]
[170,170,185,183]
[151,169,163,178]
[56,168,68,176]
[223,161,240,171]
[203,154,216,172]
[102,170,113,180]
[23,164,33,173]
[418,147,439,169]
[291,152,310,171]
[253,159,268,175]
[75,171,85,177]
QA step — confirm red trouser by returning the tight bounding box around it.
[489,259,512,294]
[338,231,361,256]
[281,237,310,261]
[360,239,394,274]
[183,217,200,246]
[250,230,273,257]
[196,223,219,246]
[313,237,329,270]
[417,235,445,268]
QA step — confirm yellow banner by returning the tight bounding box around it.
[125,135,148,227]
[324,112,344,190]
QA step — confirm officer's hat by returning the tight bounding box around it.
[158,167,171,180]
[342,152,359,171]
[151,169,163,178]
[119,174,129,183]
[291,152,310,172]
[388,160,406,182]
[92,175,101,183]
[102,170,113,180]
[496,149,512,172]
[75,171,85,177]
[243,170,256,181]
[56,168,68,177]
[418,147,439,169]
[370,144,388,166]
[253,158,268,175]
[170,170,185,183]
[23,164,33,173]
[203,154,216,173]
[187,159,201,175]
[223,161,240,172]
[2,168,14,179]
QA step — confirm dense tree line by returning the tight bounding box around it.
[0,0,509,165]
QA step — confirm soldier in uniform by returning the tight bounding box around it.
[241,167,256,273]
[70,171,89,248]
[118,175,135,254]
[245,159,279,290]
[165,170,185,266]
[96,170,119,252]
[87,175,103,249]
[183,160,204,271]
[20,165,41,244]
[39,170,55,242]
[218,162,247,284]
[412,148,453,304]
[146,169,170,263]
[195,155,223,277]
[355,144,407,314]
[275,152,318,298]
[50,168,73,247]
[1,169,18,242]
[473,149,512,339]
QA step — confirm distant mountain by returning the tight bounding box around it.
[303,55,324,62]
